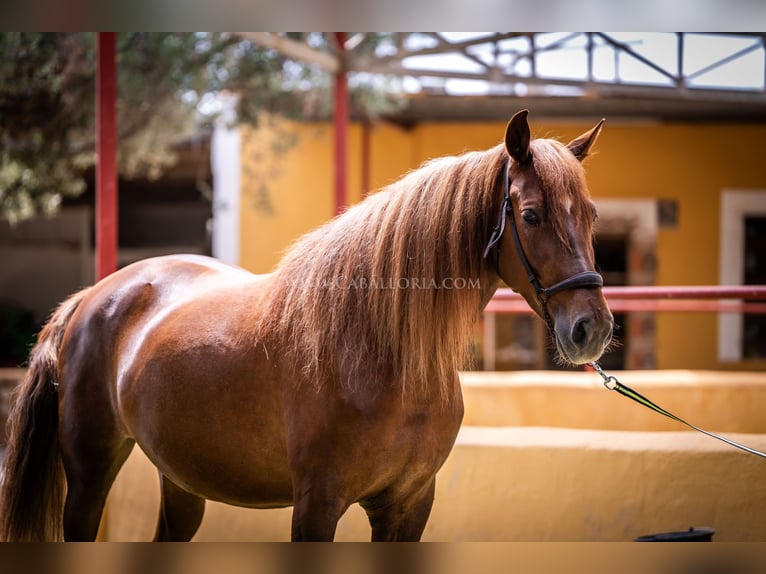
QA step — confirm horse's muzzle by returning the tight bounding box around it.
[553,307,614,365]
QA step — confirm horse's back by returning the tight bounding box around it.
[62,254,266,374]
[103,253,260,294]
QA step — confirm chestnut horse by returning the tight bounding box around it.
[0,110,613,541]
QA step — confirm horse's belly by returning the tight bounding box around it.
[117,304,294,506]
[157,448,294,509]
[125,375,295,508]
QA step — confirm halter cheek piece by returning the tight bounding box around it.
[483,158,604,330]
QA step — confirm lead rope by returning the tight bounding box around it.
[589,361,766,460]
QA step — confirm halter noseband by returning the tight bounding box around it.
[483,158,604,330]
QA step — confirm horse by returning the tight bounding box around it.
[0,110,613,541]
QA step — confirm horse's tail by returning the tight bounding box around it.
[0,287,90,541]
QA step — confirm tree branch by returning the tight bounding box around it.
[234,32,340,73]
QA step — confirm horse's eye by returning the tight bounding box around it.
[521,209,540,226]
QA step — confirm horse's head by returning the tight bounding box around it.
[488,109,613,365]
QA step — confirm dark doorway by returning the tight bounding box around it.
[743,216,766,359]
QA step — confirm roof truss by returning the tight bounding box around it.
[237,32,766,121]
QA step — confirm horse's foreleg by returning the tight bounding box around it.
[153,473,206,541]
[290,483,349,541]
[362,478,436,542]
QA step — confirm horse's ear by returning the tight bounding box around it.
[505,109,531,165]
[567,118,605,161]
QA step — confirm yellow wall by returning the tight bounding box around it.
[239,118,766,370]
[240,119,417,272]
[460,370,766,431]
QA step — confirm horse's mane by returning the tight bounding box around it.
[257,136,592,401]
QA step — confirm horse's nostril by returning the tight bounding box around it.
[571,317,589,346]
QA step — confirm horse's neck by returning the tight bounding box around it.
[478,272,502,310]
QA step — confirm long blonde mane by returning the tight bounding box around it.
[257,136,591,401]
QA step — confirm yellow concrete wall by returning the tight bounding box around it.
[100,370,766,542]
[461,370,766,432]
[238,119,766,370]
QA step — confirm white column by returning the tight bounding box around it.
[211,95,241,266]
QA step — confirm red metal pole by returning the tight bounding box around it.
[485,286,766,314]
[491,285,766,301]
[96,32,118,280]
[484,299,766,314]
[604,285,766,300]
[333,32,348,215]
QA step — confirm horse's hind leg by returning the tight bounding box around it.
[60,437,135,541]
[153,474,206,541]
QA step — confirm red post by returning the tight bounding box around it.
[484,286,766,314]
[96,32,118,280]
[333,32,348,215]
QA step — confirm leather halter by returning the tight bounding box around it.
[483,158,604,330]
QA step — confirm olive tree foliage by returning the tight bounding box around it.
[0,32,406,223]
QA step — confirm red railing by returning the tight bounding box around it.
[485,285,766,314]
